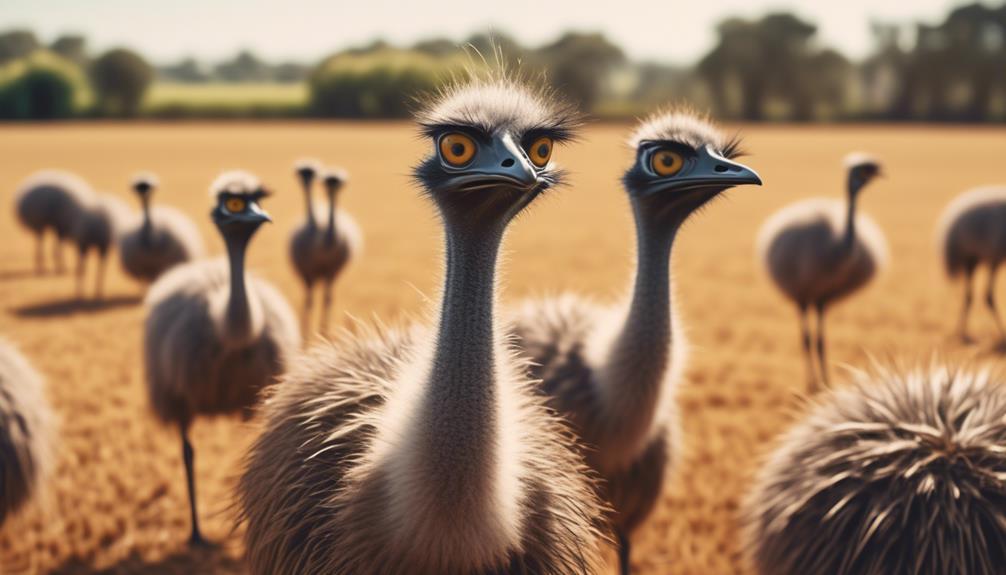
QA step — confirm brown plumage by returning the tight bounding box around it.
[119,173,205,284]
[143,170,299,545]
[14,170,94,275]
[0,337,55,526]
[510,108,761,574]
[239,73,608,574]
[744,361,1006,575]
[70,192,129,300]
[288,161,362,337]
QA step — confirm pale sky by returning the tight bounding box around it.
[3,0,970,64]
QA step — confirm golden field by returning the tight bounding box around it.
[1,122,1004,574]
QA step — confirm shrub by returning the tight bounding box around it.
[0,51,87,120]
[90,48,153,116]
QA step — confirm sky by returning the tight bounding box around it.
[3,0,970,64]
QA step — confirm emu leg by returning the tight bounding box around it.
[957,263,976,343]
[301,280,314,342]
[95,253,106,301]
[815,302,830,389]
[75,250,86,300]
[617,530,632,575]
[54,237,65,274]
[799,304,817,393]
[35,233,45,275]
[986,264,1005,340]
[181,427,208,546]
[321,278,335,337]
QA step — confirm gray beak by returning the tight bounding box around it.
[445,132,539,191]
[659,145,762,193]
[246,200,272,223]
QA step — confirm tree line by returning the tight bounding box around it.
[0,1,1003,122]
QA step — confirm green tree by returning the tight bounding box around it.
[0,30,40,64]
[90,48,153,116]
[50,35,88,66]
[537,32,624,111]
[0,52,85,119]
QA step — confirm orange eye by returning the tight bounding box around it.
[527,136,553,168]
[651,149,684,177]
[225,197,247,213]
[439,133,476,166]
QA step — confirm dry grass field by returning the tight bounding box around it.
[1,121,1004,574]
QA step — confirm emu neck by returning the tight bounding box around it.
[843,178,861,254]
[303,183,317,230]
[417,221,503,496]
[140,196,153,245]
[222,232,256,343]
[324,193,337,245]
[595,197,679,464]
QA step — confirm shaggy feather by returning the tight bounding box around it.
[744,361,1006,575]
[120,202,204,283]
[629,107,744,158]
[936,186,1006,278]
[0,338,55,526]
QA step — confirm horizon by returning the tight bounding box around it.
[3,0,970,65]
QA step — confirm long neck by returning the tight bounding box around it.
[325,193,337,243]
[223,233,255,341]
[140,196,152,244]
[596,199,678,442]
[415,221,504,497]
[303,182,317,229]
[843,177,861,254]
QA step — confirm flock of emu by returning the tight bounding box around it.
[2,72,1006,575]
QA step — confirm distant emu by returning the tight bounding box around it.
[14,170,94,275]
[757,154,888,391]
[0,337,55,526]
[119,173,204,284]
[288,160,361,337]
[510,109,762,574]
[744,361,1006,575]
[70,193,128,300]
[937,186,1006,343]
[143,171,299,546]
[239,74,607,574]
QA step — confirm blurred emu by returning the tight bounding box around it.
[937,186,1006,343]
[0,338,54,526]
[744,361,1006,575]
[757,153,888,391]
[14,170,94,275]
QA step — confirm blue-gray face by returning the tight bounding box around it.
[418,127,560,194]
[624,142,762,197]
[211,190,272,231]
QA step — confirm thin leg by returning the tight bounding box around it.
[617,530,631,575]
[958,263,976,343]
[35,233,44,275]
[321,278,335,337]
[986,264,1005,340]
[181,427,208,546]
[799,303,817,393]
[95,253,107,300]
[75,250,86,300]
[54,237,65,274]
[301,281,314,341]
[815,302,829,389]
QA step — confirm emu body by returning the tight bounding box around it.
[937,186,1006,342]
[511,109,761,574]
[239,75,606,575]
[14,170,94,275]
[119,175,204,284]
[757,155,887,390]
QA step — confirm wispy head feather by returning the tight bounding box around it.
[131,172,158,192]
[209,170,263,199]
[630,105,743,158]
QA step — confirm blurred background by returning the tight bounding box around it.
[2,0,1005,123]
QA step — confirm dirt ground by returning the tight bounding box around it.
[1,122,1003,574]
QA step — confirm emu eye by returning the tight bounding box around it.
[651,149,685,177]
[224,197,247,213]
[526,136,553,168]
[439,133,476,167]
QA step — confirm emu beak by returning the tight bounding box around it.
[247,201,273,224]
[671,145,762,190]
[447,133,539,191]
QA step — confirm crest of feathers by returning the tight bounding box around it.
[630,106,744,158]
[744,359,1006,575]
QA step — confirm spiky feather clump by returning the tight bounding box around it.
[629,106,743,158]
[744,361,1006,575]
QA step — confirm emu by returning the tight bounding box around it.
[757,154,887,391]
[937,186,1006,343]
[510,109,762,574]
[238,74,608,574]
[119,173,205,284]
[14,170,94,275]
[0,337,55,526]
[744,361,1006,575]
[143,171,299,546]
[288,161,361,337]
[70,193,128,300]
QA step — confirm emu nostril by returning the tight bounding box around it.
[714,164,729,173]
[501,158,515,168]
